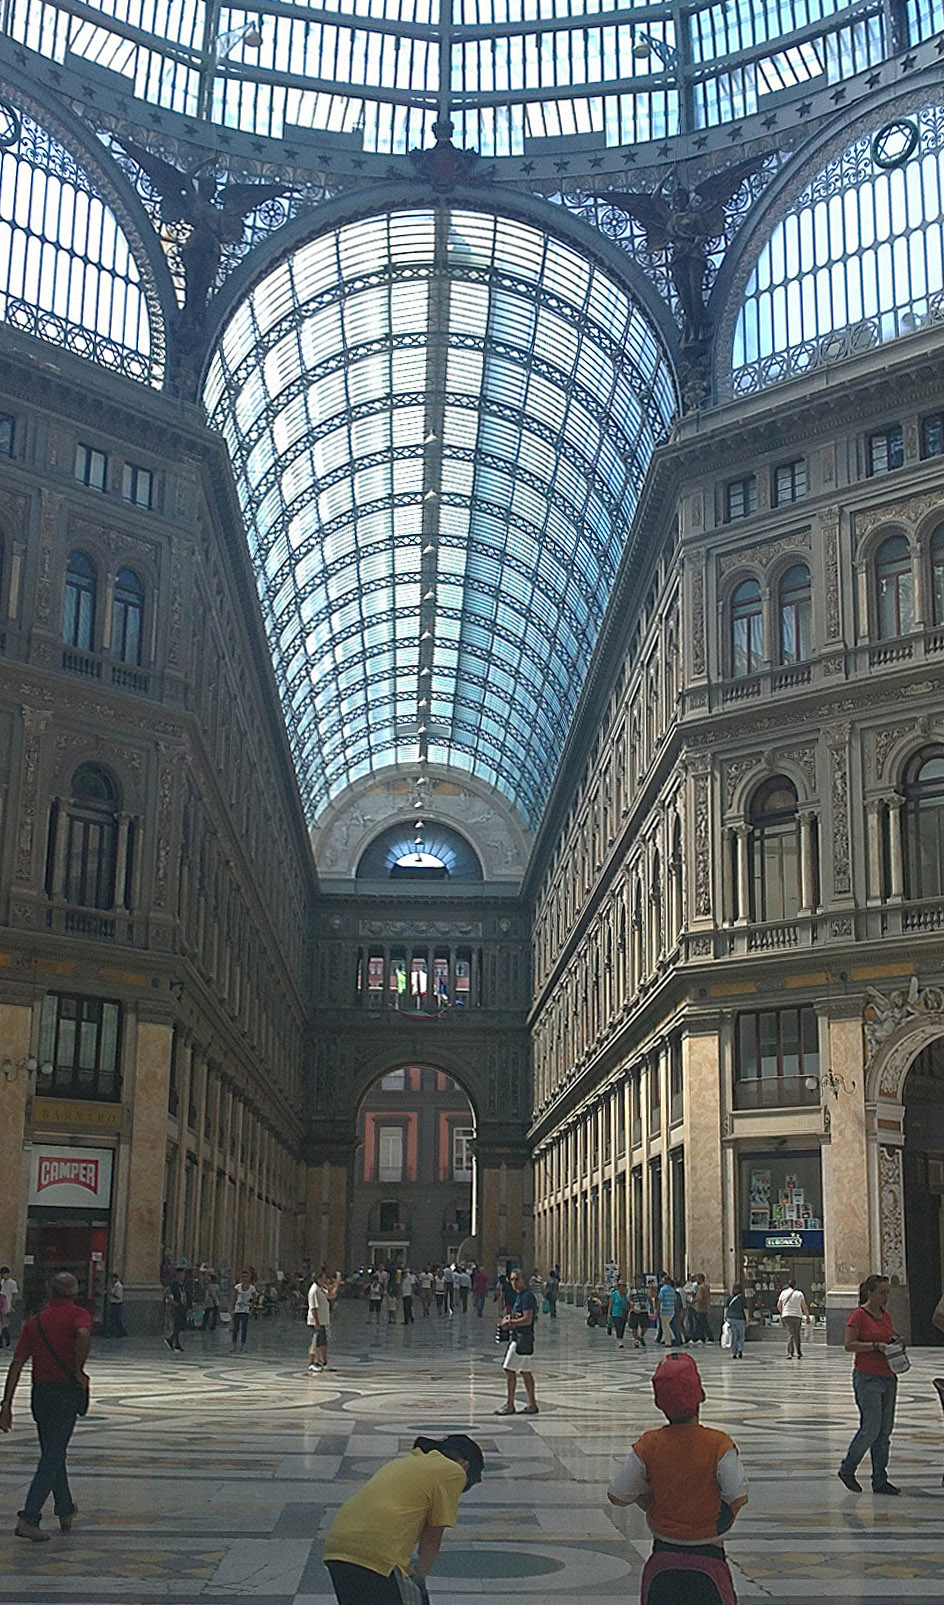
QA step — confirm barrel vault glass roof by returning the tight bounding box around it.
[204,208,677,827]
[5,1,930,157]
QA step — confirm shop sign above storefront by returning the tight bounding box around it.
[742,1229,824,1252]
[28,1144,114,1208]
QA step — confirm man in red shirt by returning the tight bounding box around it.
[0,1271,91,1541]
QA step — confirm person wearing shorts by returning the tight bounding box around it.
[495,1270,538,1415]
[629,1281,651,1348]
[308,1276,330,1372]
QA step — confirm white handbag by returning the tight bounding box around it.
[720,1319,732,1350]
[884,1339,910,1374]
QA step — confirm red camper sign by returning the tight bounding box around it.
[36,1156,100,1195]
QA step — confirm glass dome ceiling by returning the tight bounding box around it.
[5,0,924,157]
[204,207,677,827]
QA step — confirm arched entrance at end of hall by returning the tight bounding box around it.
[868,983,944,1344]
[350,1064,477,1275]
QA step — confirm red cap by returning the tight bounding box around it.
[652,1352,706,1420]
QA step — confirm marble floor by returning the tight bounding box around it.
[1,1303,944,1602]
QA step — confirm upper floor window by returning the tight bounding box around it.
[921,413,944,460]
[868,425,904,477]
[773,460,807,506]
[453,1127,474,1179]
[730,578,763,678]
[735,1005,819,1090]
[37,991,122,1101]
[111,568,144,666]
[380,1070,406,1091]
[725,475,756,522]
[778,564,812,664]
[748,776,800,923]
[931,527,944,627]
[378,1125,404,1183]
[903,749,944,902]
[875,535,914,639]
[75,443,107,491]
[62,763,119,910]
[122,463,152,509]
[0,413,14,456]
[63,550,97,651]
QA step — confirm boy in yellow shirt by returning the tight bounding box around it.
[324,1433,484,1603]
[608,1352,747,1604]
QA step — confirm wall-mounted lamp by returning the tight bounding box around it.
[805,1069,856,1099]
[2,1056,53,1081]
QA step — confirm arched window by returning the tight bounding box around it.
[112,568,144,665]
[63,764,119,909]
[875,536,914,640]
[903,750,944,901]
[730,579,762,678]
[63,551,97,651]
[778,564,812,664]
[930,526,944,627]
[748,776,799,923]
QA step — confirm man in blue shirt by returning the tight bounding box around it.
[657,1276,680,1347]
[495,1270,538,1415]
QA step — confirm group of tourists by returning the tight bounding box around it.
[592,1270,816,1365]
[361,1262,492,1323]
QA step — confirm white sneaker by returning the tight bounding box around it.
[308,1363,323,1373]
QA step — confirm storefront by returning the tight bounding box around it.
[739,1149,826,1326]
[24,1143,114,1324]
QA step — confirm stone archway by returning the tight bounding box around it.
[866,979,944,1340]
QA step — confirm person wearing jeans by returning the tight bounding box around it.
[231,1275,256,1347]
[839,1274,900,1495]
[0,1271,91,1541]
[724,1284,747,1359]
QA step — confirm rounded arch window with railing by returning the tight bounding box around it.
[902,748,944,903]
[747,775,800,924]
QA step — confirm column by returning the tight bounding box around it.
[823,1014,872,1343]
[682,1026,724,1292]
[798,810,816,913]
[866,798,884,903]
[51,800,68,897]
[123,1014,175,1330]
[0,1003,33,1282]
[886,797,904,900]
[735,825,751,922]
[171,1033,191,1263]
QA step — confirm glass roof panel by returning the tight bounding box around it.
[205,204,676,826]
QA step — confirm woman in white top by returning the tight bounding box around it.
[777,1279,810,1358]
[231,1274,256,1348]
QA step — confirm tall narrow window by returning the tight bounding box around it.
[748,776,800,922]
[773,459,807,506]
[75,443,107,491]
[875,535,914,639]
[122,463,152,508]
[63,551,97,650]
[725,475,756,521]
[931,527,944,627]
[377,1125,404,1182]
[903,750,944,901]
[111,568,144,665]
[730,579,763,677]
[38,992,122,1101]
[778,564,812,664]
[868,426,904,476]
[63,764,119,909]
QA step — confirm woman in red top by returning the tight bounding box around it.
[838,1274,899,1496]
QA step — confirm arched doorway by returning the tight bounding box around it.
[902,1037,944,1345]
[349,1065,477,1273]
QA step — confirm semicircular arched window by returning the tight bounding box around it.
[778,564,812,665]
[730,578,763,678]
[748,775,799,923]
[903,749,944,902]
[929,525,944,627]
[63,551,97,651]
[875,535,915,640]
[61,763,120,910]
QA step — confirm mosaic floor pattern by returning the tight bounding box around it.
[1,1303,944,1602]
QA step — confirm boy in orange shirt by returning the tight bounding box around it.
[607,1351,747,1605]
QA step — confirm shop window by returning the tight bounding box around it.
[748,776,799,923]
[921,413,944,459]
[734,1006,819,1109]
[903,748,944,901]
[725,475,756,521]
[739,1151,825,1325]
[868,424,904,476]
[875,534,915,639]
[38,991,122,1101]
[772,459,807,506]
[0,412,14,455]
[63,550,97,651]
[377,1125,403,1182]
[111,568,144,666]
[122,462,152,509]
[365,953,384,1006]
[778,564,812,664]
[75,442,107,491]
[730,578,763,678]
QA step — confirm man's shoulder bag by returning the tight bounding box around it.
[34,1314,90,1416]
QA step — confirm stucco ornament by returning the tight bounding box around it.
[865,977,944,1100]
[878,1144,906,1283]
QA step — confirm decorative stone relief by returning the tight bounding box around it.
[865,976,944,1068]
[723,755,761,811]
[826,730,851,895]
[778,743,817,796]
[820,508,841,639]
[36,492,61,623]
[691,566,706,677]
[879,1144,906,1283]
[152,748,176,907]
[854,491,944,547]
[358,919,483,939]
[16,708,49,882]
[718,528,811,574]
[693,771,711,918]
[874,723,916,781]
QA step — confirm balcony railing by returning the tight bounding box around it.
[902,897,944,933]
[733,1076,820,1111]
